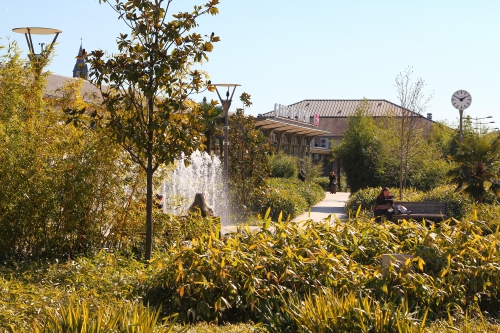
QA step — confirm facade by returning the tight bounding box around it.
[254,104,329,159]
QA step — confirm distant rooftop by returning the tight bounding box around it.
[262,99,429,119]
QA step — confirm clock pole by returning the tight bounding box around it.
[459,109,464,144]
[451,90,472,146]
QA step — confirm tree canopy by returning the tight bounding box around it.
[332,100,384,193]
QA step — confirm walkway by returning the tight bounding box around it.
[291,191,349,222]
[221,191,350,234]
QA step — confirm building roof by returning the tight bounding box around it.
[45,73,101,101]
[260,99,435,139]
[262,99,428,118]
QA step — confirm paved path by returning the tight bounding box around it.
[291,191,349,222]
[221,191,350,234]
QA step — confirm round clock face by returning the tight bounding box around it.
[451,90,472,110]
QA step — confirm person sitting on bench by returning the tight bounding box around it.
[373,187,395,222]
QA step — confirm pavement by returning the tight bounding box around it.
[291,191,350,222]
[221,191,350,234]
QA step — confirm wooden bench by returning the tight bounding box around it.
[393,201,447,221]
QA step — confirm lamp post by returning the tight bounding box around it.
[475,121,495,134]
[472,116,494,134]
[213,83,240,225]
[12,27,62,76]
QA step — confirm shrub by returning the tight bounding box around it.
[424,185,472,220]
[268,150,297,178]
[260,178,325,220]
[408,158,452,191]
[312,177,330,191]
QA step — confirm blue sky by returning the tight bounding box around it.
[1,0,499,127]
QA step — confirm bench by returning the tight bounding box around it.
[393,201,447,221]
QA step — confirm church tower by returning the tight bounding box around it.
[73,42,89,79]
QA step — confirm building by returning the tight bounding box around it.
[259,99,436,178]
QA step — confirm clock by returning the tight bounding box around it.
[451,90,472,111]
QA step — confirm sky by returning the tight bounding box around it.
[1,0,500,128]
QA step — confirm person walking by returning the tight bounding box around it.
[329,171,337,194]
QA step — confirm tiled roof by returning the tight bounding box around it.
[262,99,424,118]
[45,73,101,101]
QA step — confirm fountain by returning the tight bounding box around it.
[162,150,226,223]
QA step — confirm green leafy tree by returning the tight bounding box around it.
[228,96,273,217]
[333,100,385,193]
[447,134,500,202]
[78,0,220,261]
[428,120,456,157]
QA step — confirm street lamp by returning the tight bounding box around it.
[475,121,495,133]
[213,83,240,225]
[473,116,494,134]
[12,27,62,75]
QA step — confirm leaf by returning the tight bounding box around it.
[417,258,425,271]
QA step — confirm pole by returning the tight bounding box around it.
[215,85,238,225]
[459,109,464,144]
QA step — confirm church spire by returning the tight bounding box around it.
[73,40,88,79]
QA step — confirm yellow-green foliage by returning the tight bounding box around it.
[286,289,421,333]
[0,43,138,259]
[26,300,179,333]
[2,218,500,332]
[146,217,500,331]
[0,251,151,331]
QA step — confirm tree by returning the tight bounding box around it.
[228,96,273,217]
[428,120,456,158]
[393,66,433,199]
[447,134,500,203]
[332,100,385,193]
[198,97,223,153]
[77,0,220,261]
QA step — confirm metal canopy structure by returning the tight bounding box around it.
[255,116,329,137]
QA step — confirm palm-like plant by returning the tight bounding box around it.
[447,134,500,202]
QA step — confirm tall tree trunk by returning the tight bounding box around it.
[399,110,404,200]
[145,97,154,262]
[145,154,153,262]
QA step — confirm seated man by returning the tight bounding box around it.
[373,187,394,222]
